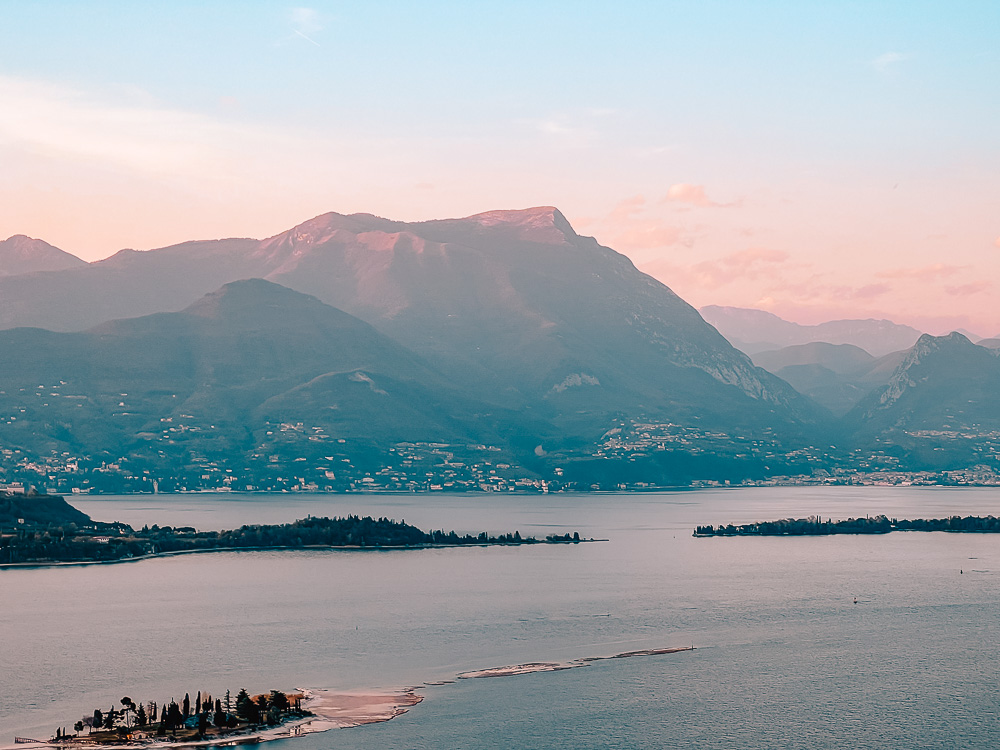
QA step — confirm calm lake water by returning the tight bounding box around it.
[3,487,1000,748]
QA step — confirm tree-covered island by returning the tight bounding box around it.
[694,514,1000,537]
[0,491,590,566]
[42,688,308,746]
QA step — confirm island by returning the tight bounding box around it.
[694,514,1000,537]
[28,688,313,746]
[0,491,592,567]
[24,646,694,747]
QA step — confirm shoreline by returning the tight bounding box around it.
[0,538,607,571]
[6,645,693,748]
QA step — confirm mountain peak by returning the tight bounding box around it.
[185,278,317,316]
[870,331,988,411]
[911,331,974,356]
[465,206,576,242]
[0,234,87,276]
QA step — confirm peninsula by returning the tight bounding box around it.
[0,492,590,567]
[694,514,1000,537]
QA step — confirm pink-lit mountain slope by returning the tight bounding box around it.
[0,208,824,441]
[0,235,87,276]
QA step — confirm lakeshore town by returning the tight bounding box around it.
[1,416,998,495]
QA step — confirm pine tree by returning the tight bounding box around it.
[182,693,190,719]
[235,688,253,721]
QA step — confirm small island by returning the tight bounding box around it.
[694,514,1000,537]
[30,688,311,747]
[0,491,592,567]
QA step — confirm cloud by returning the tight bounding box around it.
[872,52,908,72]
[648,247,791,289]
[607,195,646,224]
[0,75,266,180]
[526,116,598,148]
[876,263,963,280]
[615,222,685,250]
[290,7,323,45]
[945,282,991,296]
[663,183,737,208]
[848,283,892,300]
[994,236,1000,248]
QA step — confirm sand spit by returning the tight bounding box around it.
[457,645,695,680]
[298,689,423,731]
[9,647,692,749]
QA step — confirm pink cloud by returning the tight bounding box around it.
[994,236,1000,248]
[608,194,647,223]
[644,247,790,289]
[849,283,892,300]
[876,263,962,280]
[945,281,991,296]
[664,183,720,207]
[614,222,685,250]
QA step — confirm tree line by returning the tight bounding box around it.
[53,688,305,742]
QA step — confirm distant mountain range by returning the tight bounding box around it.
[0,210,829,490]
[750,342,905,416]
[700,305,925,357]
[0,210,996,489]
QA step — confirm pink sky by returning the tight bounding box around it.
[1,4,998,336]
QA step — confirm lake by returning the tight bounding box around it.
[3,487,1000,748]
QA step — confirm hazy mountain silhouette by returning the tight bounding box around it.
[0,209,824,446]
[701,305,923,357]
[751,342,904,416]
[0,280,518,458]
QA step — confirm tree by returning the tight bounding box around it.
[136,704,147,727]
[214,699,225,728]
[197,712,208,736]
[148,701,157,723]
[182,693,190,719]
[103,707,115,729]
[92,710,103,732]
[166,701,183,730]
[74,721,84,735]
[235,689,254,722]
[269,691,289,712]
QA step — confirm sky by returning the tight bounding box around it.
[1,1,998,335]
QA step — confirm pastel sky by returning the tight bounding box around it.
[1,2,998,335]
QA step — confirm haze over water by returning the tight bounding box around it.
[4,487,1000,748]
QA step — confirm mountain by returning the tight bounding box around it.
[700,305,923,357]
[843,333,1000,468]
[0,280,524,478]
[0,235,87,277]
[979,338,1000,349]
[752,343,881,416]
[752,342,876,376]
[0,208,824,442]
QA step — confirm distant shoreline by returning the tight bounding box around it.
[0,538,604,570]
[694,515,1000,537]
